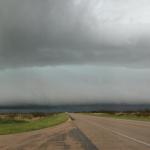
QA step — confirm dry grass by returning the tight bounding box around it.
[0,113,68,134]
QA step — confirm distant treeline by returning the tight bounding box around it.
[0,103,150,113]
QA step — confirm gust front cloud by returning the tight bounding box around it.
[0,66,150,105]
[0,0,150,105]
[0,0,150,68]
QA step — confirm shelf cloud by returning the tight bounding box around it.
[0,0,150,105]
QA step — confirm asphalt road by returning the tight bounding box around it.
[0,114,150,150]
[70,113,150,150]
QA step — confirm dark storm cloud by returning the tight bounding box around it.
[0,0,150,105]
[0,0,150,68]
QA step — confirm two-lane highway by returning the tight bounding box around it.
[0,113,149,150]
[70,113,150,150]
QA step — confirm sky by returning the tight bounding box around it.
[0,0,150,105]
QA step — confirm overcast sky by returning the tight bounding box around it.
[0,0,150,105]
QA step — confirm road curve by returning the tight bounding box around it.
[0,114,150,150]
[0,119,97,150]
[70,113,150,150]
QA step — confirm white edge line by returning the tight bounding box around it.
[90,121,150,147]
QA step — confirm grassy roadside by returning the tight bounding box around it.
[85,112,150,122]
[0,113,68,135]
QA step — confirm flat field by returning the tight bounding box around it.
[0,113,68,135]
[86,111,150,121]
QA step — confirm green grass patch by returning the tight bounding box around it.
[85,112,150,122]
[0,113,68,135]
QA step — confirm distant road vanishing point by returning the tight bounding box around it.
[0,113,150,150]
